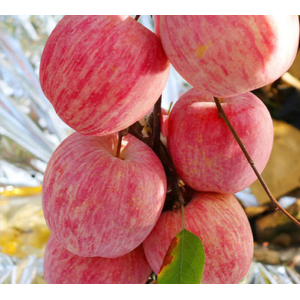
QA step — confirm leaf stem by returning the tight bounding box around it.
[214,97,300,229]
[172,175,186,228]
[181,202,185,229]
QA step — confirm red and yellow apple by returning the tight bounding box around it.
[44,235,152,284]
[143,192,254,284]
[40,15,170,136]
[158,15,299,97]
[42,132,167,258]
[167,88,273,194]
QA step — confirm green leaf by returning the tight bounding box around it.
[157,229,205,284]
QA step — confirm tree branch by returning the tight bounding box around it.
[214,97,300,229]
[151,95,188,214]
[152,95,162,156]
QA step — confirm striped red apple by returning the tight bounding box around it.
[167,88,274,194]
[40,15,170,136]
[42,132,167,258]
[44,235,152,284]
[158,15,299,97]
[143,192,254,284]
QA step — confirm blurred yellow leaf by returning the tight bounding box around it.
[250,120,300,205]
[288,49,300,80]
[0,186,42,197]
[0,189,50,258]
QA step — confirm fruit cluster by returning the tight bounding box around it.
[40,15,299,284]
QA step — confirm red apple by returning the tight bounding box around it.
[158,15,299,97]
[143,192,253,284]
[44,235,152,284]
[42,132,167,258]
[40,15,170,136]
[167,88,273,194]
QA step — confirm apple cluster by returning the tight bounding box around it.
[40,15,299,284]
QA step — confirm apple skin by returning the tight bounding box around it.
[143,192,254,284]
[40,15,170,136]
[160,108,169,137]
[154,15,160,36]
[42,132,167,258]
[44,235,152,284]
[167,88,273,194]
[159,15,299,97]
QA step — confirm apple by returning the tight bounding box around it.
[143,192,254,284]
[39,15,170,136]
[158,15,299,97]
[42,132,167,258]
[44,235,152,284]
[167,88,273,194]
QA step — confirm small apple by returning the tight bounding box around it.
[158,15,299,97]
[143,192,254,284]
[167,88,273,194]
[40,15,170,136]
[44,235,152,284]
[42,132,167,258]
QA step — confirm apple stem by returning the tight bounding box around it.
[115,128,128,158]
[214,97,300,229]
[135,15,141,21]
[167,102,173,115]
[152,95,162,156]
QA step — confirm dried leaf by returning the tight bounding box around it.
[250,120,300,205]
[288,49,300,80]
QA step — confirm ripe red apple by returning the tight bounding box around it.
[158,15,299,97]
[143,192,254,284]
[40,15,170,136]
[167,88,273,194]
[42,132,167,258]
[44,235,152,284]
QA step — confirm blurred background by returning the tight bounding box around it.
[1,15,300,284]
